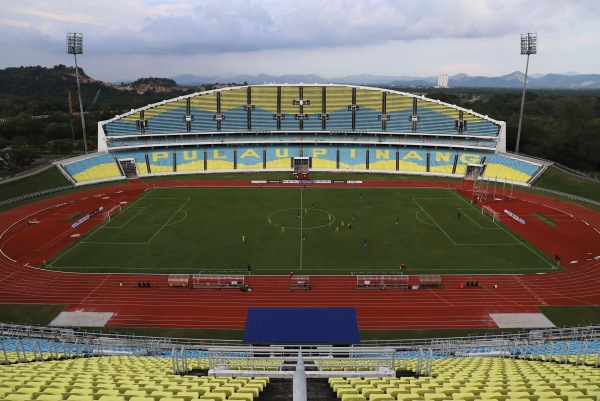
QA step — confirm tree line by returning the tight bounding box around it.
[1,66,598,172]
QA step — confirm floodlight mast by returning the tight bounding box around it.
[515,33,537,154]
[67,32,88,154]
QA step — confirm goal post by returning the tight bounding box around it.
[103,205,122,221]
[290,275,311,290]
[482,205,500,223]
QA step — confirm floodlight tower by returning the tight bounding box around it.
[515,32,537,154]
[67,32,88,154]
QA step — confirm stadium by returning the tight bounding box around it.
[1,84,599,401]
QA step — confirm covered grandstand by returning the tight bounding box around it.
[54,85,546,186]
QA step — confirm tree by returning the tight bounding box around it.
[51,139,74,155]
[0,145,41,172]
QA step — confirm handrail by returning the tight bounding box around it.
[1,322,599,361]
[528,186,600,207]
[0,339,8,365]
[0,185,74,207]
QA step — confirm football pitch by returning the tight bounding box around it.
[47,186,556,275]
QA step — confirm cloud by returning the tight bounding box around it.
[83,0,596,57]
[0,0,599,80]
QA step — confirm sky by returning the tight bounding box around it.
[1,0,599,82]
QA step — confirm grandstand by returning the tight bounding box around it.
[53,85,546,186]
[1,323,599,401]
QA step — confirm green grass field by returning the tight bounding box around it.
[47,186,556,275]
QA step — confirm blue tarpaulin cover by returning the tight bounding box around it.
[243,307,360,344]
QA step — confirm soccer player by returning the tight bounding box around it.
[242,235,245,243]
[281,226,286,234]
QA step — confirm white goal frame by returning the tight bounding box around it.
[482,205,500,223]
[103,205,122,221]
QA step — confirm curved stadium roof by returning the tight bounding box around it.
[98,84,506,152]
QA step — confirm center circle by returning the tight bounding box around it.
[268,208,335,229]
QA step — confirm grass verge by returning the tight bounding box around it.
[537,306,600,327]
[534,166,600,203]
[531,213,557,227]
[0,304,67,326]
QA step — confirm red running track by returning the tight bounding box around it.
[0,180,598,330]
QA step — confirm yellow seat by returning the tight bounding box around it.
[478,392,508,401]
[66,396,95,401]
[228,394,253,401]
[332,382,352,392]
[340,395,366,401]
[172,391,200,401]
[396,395,423,401]
[15,386,41,394]
[148,391,173,400]
[452,394,477,401]
[338,388,359,398]
[386,388,410,397]
[559,390,587,399]
[4,394,33,401]
[153,399,187,401]
[166,385,189,393]
[200,393,226,401]
[361,387,383,398]
[369,394,395,401]
[123,390,147,398]
[36,395,64,401]
[128,398,155,401]
[424,395,452,401]
[212,387,234,397]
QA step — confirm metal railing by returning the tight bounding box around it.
[529,186,600,208]
[0,185,75,208]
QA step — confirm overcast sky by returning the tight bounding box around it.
[1,0,599,82]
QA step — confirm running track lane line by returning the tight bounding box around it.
[80,274,112,304]
[514,274,547,306]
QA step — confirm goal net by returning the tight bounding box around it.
[290,275,311,290]
[103,205,122,221]
[482,205,500,223]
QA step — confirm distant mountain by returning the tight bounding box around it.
[173,71,600,89]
